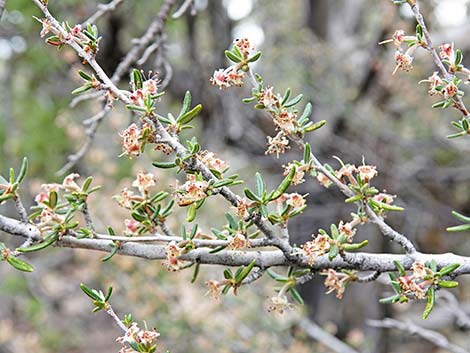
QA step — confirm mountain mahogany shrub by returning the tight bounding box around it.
[0,0,469,352]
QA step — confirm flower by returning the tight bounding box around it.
[443,81,458,99]
[234,38,253,58]
[316,172,332,188]
[265,131,290,158]
[115,188,138,209]
[393,51,413,74]
[373,192,395,204]
[392,30,405,47]
[411,262,427,279]
[199,151,229,174]
[283,162,307,185]
[338,220,357,242]
[163,241,183,271]
[322,269,349,299]
[34,183,61,206]
[235,198,250,218]
[439,43,454,61]
[273,110,297,132]
[175,175,208,206]
[205,280,221,300]
[357,164,377,182]
[210,69,229,89]
[260,86,278,109]
[228,233,250,250]
[117,322,160,349]
[124,219,140,235]
[302,234,330,266]
[34,17,53,38]
[285,193,306,211]
[132,172,156,195]
[268,295,291,314]
[62,173,81,192]
[419,72,444,96]
[119,123,142,157]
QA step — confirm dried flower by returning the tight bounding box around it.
[234,38,253,58]
[274,110,297,132]
[260,86,278,109]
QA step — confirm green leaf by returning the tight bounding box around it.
[289,287,304,305]
[304,120,326,132]
[342,240,368,251]
[247,51,262,63]
[244,188,262,202]
[298,102,313,123]
[101,245,119,262]
[284,94,303,108]
[266,269,289,282]
[450,210,470,223]
[369,199,404,211]
[422,287,435,319]
[80,283,102,301]
[281,88,291,105]
[6,256,34,272]
[328,244,339,260]
[78,70,93,81]
[177,104,202,125]
[152,161,177,169]
[17,232,59,252]
[82,176,93,192]
[105,286,113,302]
[379,294,400,304]
[393,260,406,276]
[191,263,200,283]
[235,259,257,283]
[225,50,242,63]
[71,84,93,95]
[303,143,311,164]
[446,224,470,232]
[437,280,459,288]
[16,157,28,184]
[345,194,362,203]
[255,172,266,196]
[186,204,197,222]
[270,166,296,201]
[49,191,57,209]
[438,263,460,276]
[178,91,192,118]
[131,69,143,90]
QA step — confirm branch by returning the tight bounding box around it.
[82,0,124,26]
[298,319,361,353]
[1,214,470,273]
[367,318,469,353]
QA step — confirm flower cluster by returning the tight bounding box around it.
[119,122,157,157]
[116,322,160,353]
[174,174,208,206]
[128,75,159,108]
[379,29,419,75]
[210,38,255,89]
[321,269,353,299]
[163,241,185,271]
[198,150,229,175]
[301,234,330,266]
[397,262,431,300]
[267,295,292,314]
[282,162,309,185]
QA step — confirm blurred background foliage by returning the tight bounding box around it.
[1,0,470,352]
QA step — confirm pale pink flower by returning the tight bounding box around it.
[316,172,332,188]
[439,43,454,61]
[234,38,253,58]
[357,164,377,182]
[268,295,291,314]
[210,69,229,89]
[163,241,183,271]
[265,131,290,158]
[261,86,278,109]
[228,233,250,250]
[322,269,349,299]
[124,219,140,235]
[132,172,156,194]
[393,51,413,74]
[443,81,458,99]
[286,193,306,211]
[302,234,330,266]
[120,123,141,157]
[62,173,81,192]
[205,280,221,300]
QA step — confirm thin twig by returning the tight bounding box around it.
[367,318,469,353]
[82,0,124,26]
[299,318,361,353]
